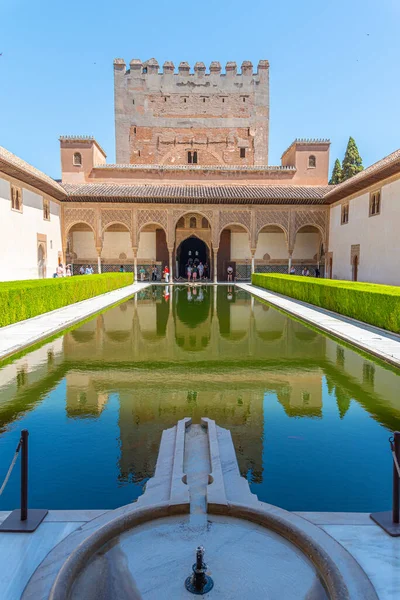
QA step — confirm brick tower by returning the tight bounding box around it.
[113,58,269,166]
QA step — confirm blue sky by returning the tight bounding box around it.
[1,0,399,179]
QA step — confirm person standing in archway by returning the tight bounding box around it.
[187,264,192,283]
[198,261,204,281]
[192,264,198,283]
[164,265,170,283]
[227,265,233,282]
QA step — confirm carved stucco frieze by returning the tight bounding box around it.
[64,207,96,232]
[218,210,251,236]
[255,210,290,236]
[101,209,132,233]
[137,209,168,231]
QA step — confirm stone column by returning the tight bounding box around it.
[288,254,292,274]
[213,248,218,283]
[251,248,256,277]
[168,248,174,282]
[133,248,138,281]
[96,248,102,274]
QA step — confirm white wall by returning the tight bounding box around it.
[102,231,133,259]
[292,233,320,260]
[231,232,251,259]
[328,177,400,285]
[0,176,62,281]
[137,232,156,260]
[255,232,287,259]
[71,231,97,258]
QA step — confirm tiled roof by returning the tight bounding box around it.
[62,183,330,204]
[0,146,65,200]
[324,148,400,203]
[281,138,330,158]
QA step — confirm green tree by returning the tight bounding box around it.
[329,158,343,185]
[341,137,364,181]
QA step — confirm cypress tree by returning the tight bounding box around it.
[341,137,364,181]
[329,158,343,185]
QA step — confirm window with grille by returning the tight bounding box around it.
[11,185,22,212]
[369,190,381,216]
[341,204,349,225]
[308,155,316,168]
[73,152,82,166]
[240,148,246,159]
[43,198,50,221]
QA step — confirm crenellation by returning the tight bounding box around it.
[209,61,222,74]
[225,61,237,77]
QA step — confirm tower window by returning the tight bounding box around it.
[193,151,198,164]
[243,97,246,102]
[133,127,137,134]
[222,98,225,103]
[188,151,192,164]
[203,97,206,103]
[73,152,82,166]
[188,151,198,164]
[308,155,316,168]
[164,97,167,102]
[184,98,187,103]
[240,148,246,158]
[132,99,135,105]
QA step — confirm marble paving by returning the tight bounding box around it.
[0,282,150,361]
[239,283,400,368]
[0,510,108,600]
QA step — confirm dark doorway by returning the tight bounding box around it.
[352,255,358,282]
[176,236,209,278]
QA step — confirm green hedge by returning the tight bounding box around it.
[252,273,400,333]
[0,273,133,327]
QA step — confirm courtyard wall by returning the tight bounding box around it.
[0,174,63,281]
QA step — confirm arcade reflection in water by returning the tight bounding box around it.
[0,285,400,511]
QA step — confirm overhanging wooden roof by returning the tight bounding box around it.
[0,146,66,201]
[324,149,400,203]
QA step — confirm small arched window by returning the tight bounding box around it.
[190,217,197,228]
[177,217,185,228]
[308,155,316,168]
[193,151,198,164]
[201,217,209,229]
[73,152,82,166]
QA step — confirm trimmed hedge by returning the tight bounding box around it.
[252,273,400,333]
[0,273,133,327]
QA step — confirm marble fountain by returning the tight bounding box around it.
[21,418,378,599]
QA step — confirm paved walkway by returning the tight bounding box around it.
[238,283,400,368]
[0,282,150,361]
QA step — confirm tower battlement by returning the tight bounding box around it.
[114,57,270,166]
[114,58,269,78]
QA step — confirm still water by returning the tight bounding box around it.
[0,285,399,512]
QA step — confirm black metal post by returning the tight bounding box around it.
[21,429,28,521]
[0,429,48,533]
[370,430,400,536]
[392,431,400,524]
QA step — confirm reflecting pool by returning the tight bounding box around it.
[0,285,399,512]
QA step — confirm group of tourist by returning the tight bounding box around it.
[79,265,94,275]
[54,263,72,277]
[289,266,320,277]
[186,260,209,282]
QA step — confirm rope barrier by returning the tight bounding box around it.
[389,435,400,479]
[0,439,22,497]
[392,450,400,479]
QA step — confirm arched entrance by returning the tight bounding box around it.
[176,236,210,278]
